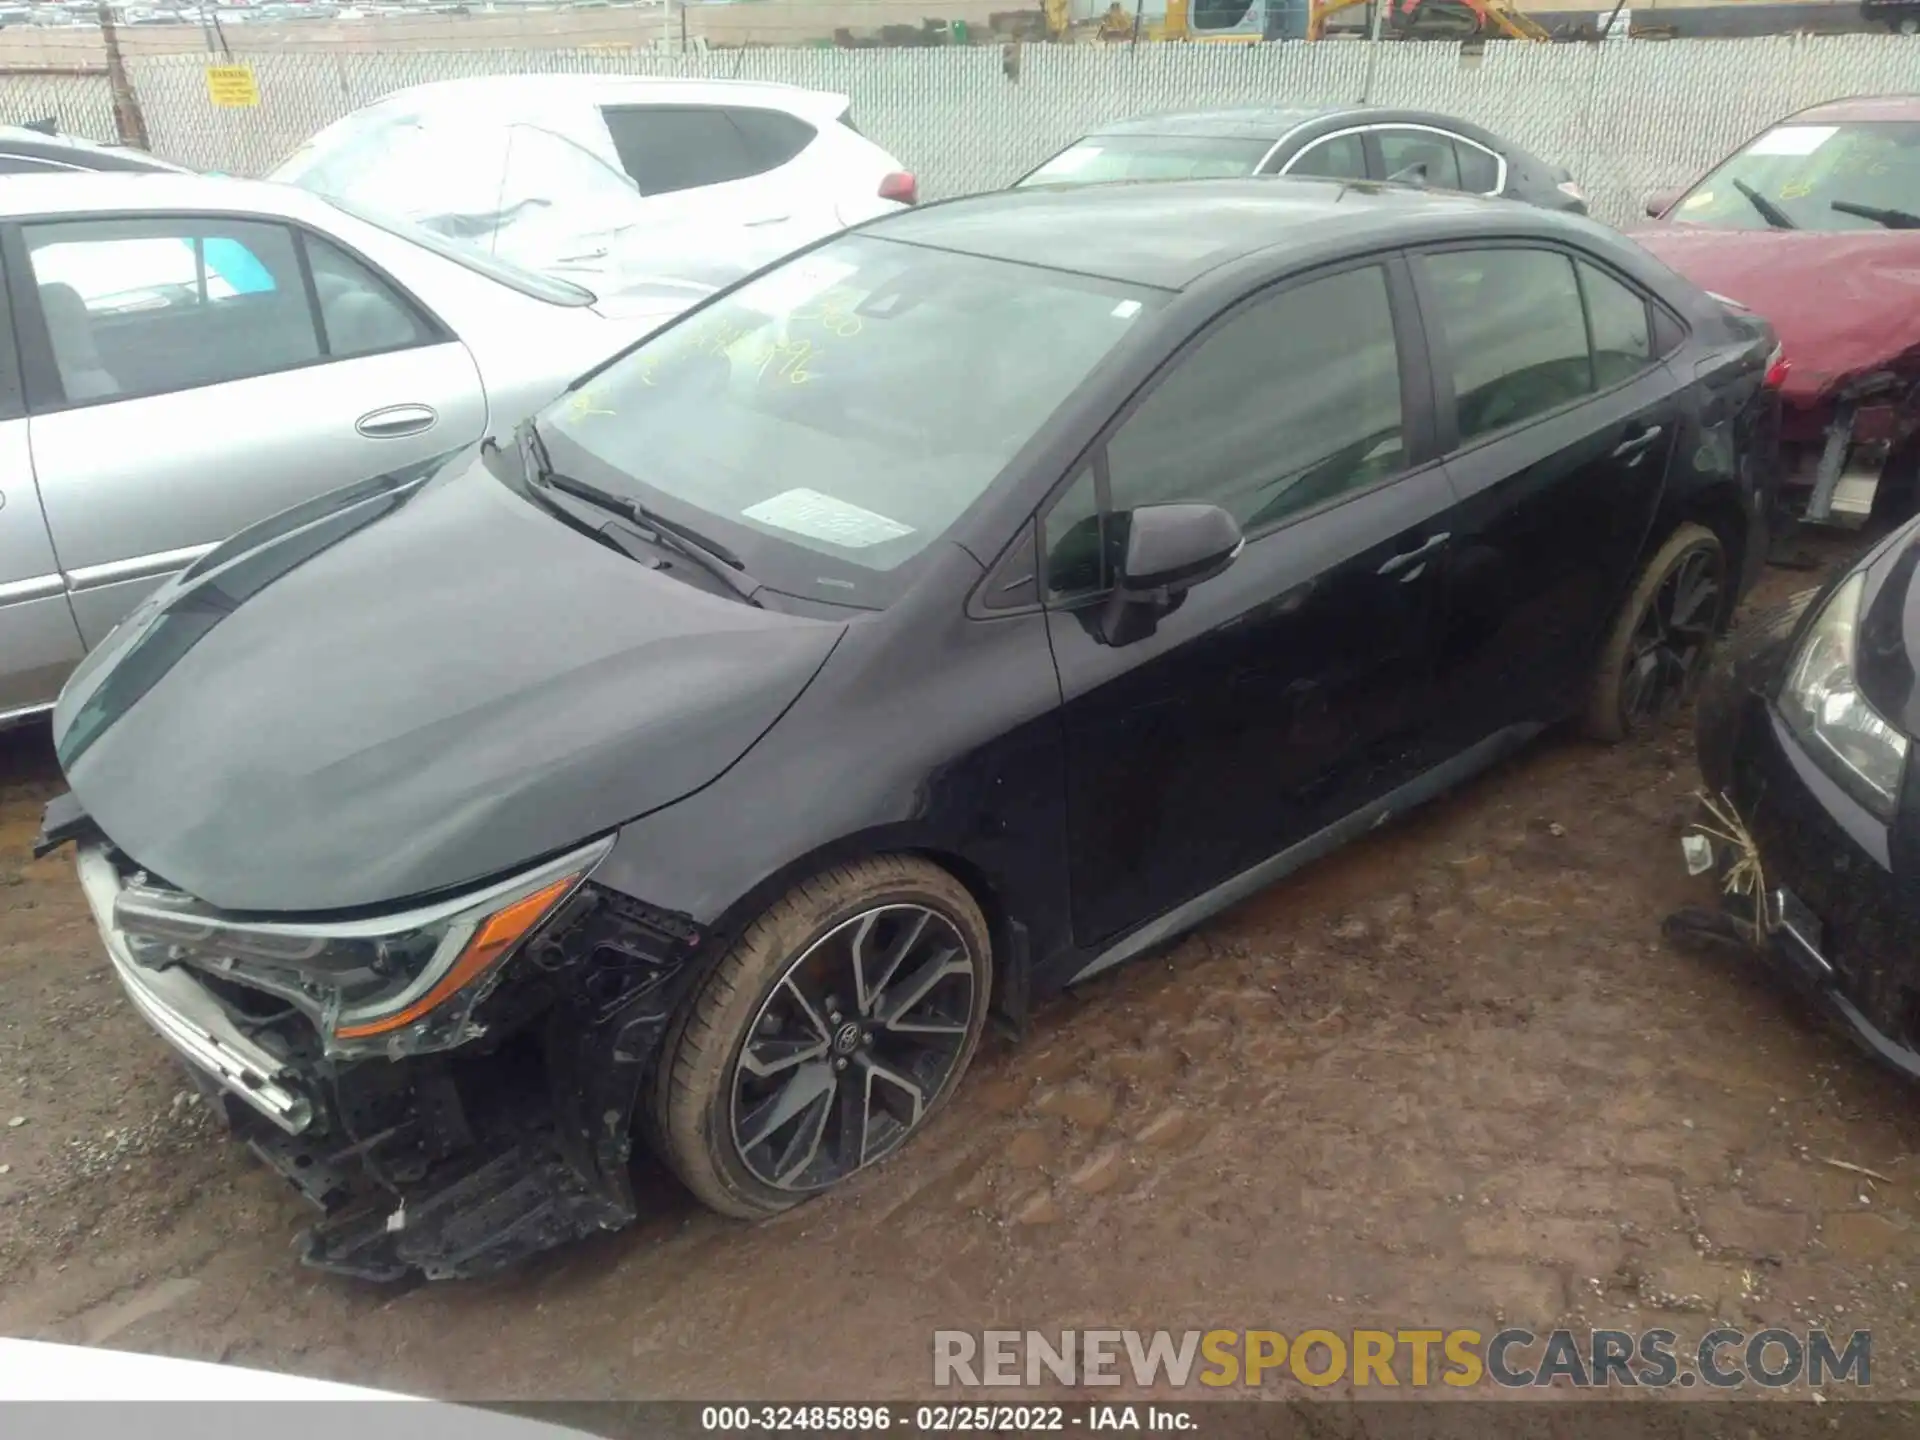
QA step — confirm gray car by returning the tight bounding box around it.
[0,172,711,726]
[1015,105,1589,214]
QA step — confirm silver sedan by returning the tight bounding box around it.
[0,172,713,724]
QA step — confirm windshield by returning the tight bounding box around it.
[1018,134,1273,187]
[539,234,1160,605]
[279,104,633,305]
[1672,120,1920,231]
[317,193,596,307]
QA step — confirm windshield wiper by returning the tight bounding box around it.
[1733,178,1797,230]
[1831,198,1920,229]
[520,421,760,604]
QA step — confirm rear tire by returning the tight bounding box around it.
[1582,523,1726,743]
[650,856,992,1219]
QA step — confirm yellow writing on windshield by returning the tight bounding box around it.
[565,386,616,420]
[635,315,826,389]
[789,292,864,338]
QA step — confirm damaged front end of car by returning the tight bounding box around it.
[1672,533,1920,1077]
[37,803,706,1282]
[1781,366,1920,527]
[1634,234,1920,530]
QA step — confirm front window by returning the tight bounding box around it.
[1672,120,1920,231]
[321,193,597,308]
[1018,134,1273,187]
[538,234,1159,605]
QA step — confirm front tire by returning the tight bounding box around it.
[1582,522,1727,743]
[651,856,992,1218]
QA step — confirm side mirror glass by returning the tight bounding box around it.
[1098,503,1243,645]
[1644,187,1682,219]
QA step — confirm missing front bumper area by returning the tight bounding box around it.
[71,828,706,1282]
[247,1115,634,1283]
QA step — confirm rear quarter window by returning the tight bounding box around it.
[728,107,817,170]
[1455,140,1500,194]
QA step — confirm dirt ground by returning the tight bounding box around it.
[2,533,1918,1402]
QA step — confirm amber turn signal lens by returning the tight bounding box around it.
[333,873,578,1040]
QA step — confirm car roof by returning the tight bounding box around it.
[0,171,322,220]
[356,73,851,122]
[1788,93,1920,124]
[0,126,187,171]
[1089,106,1345,141]
[869,176,1545,290]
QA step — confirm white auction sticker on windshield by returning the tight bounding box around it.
[1748,125,1837,157]
[743,488,915,549]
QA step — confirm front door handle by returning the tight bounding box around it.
[356,404,438,440]
[1377,531,1450,578]
[1610,423,1666,463]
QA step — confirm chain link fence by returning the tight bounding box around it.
[12,35,1920,224]
[0,66,118,142]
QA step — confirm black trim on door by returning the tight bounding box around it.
[1,223,61,416]
[291,227,329,357]
[0,233,26,424]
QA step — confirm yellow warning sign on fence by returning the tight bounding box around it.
[205,65,260,108]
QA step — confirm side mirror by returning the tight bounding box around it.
[1644,187,1682,219]
[1098,503,1243,646]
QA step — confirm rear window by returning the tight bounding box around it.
[1018,134,1273,187]
[602,105,817,196]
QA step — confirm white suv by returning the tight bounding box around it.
[271,75,918,292]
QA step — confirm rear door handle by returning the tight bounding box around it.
[1377,531,1450,578]
[356,404,438,440]
[1610,423,1666,462]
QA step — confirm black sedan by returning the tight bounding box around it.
[40,178,1776,1281]
[1688,522,1920,1077]
[1015,105,1589,213]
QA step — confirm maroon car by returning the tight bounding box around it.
[1635,95,1920,525]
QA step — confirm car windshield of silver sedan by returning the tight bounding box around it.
[1018,134,1273,186]
[1673,120,1920,231]
[316,192,598,308]
[539,234,1160,595]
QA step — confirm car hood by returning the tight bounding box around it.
[52,456,845,916]
[1633,225,1920,407]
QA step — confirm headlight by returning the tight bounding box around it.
[112,838,609,1059]
[1779,573,1908,818]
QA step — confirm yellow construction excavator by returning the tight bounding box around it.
[1308,0,1549,40]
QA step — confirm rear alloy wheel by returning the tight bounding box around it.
[1583,522,1726,742]
[652,857,992,1218]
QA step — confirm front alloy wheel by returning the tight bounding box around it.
[652,857,992,1217]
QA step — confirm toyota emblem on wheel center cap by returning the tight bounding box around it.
[832,1021,863,1056]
